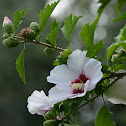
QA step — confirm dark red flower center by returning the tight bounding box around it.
[71,74,89,94]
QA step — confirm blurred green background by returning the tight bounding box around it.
[0,0,126,126]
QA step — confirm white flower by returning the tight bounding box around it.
[27,90,53,116]
[104,76,126,105]
[47,49,103,104]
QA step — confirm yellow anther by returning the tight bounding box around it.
[71,83,84,90]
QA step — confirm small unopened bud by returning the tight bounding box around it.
[60,49,72,58]
[44,47,55,55]
[29,22,40,35]
[27,28,36,40]
[111,54,119,62]
[118,49,126,57]
[19,27,36,40]
[2,37,19,48]
[3,33,10,39]
[3,16,13,34]
[44,111,53,120]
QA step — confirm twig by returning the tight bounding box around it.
[97,72,126,85]
[14,36,65,51]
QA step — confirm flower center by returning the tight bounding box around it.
[71,73,89,94]
[71,83,84,90]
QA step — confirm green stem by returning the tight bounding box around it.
[68,117,77,125]
[14,36,65,51]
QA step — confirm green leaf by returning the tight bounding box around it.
[86,40,104,58]
[106,41,126,62]
[117,0,126,14]
[113,12,126,22]
[116,56,126,64]
[44,47,56,55]
[46,20,61,46]
[97,0,111,15]
[39,0,60,34]
[16,46,26,85]
[61,13,82,43]
[43,120,57,126]
[53,60,61,66]
[115,25,126,43]
[80,16,100,47]
[106,25,126,63]
[102,64,109,73]
[113,64,126,72]
[14,9,29,34]
[95,105,116,126]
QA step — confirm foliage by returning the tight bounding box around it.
[116,0,126,14]
[39,0,60,35]
[106,25,126,65]
[95,105,116,126]
[80,16,104,58]
[14,9,29,34]
[113,12,126,22]
[46,20,61,46]
[16,45,26,85]
[61,13,82,43]
[97,0,111,15]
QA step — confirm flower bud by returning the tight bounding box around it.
[3,33,10,39]
[19,27,36,40]
[111,54,119,62]
[118,49,126,57]
[27,28,36,40]
[3,16,13,34]
[2,37,19,48]
[60,49,72,58]
[44,111,53,120]
[44,47,55,55]
[29,22,40,35]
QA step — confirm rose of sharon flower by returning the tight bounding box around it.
[27,90,53,116]
[104,76,126,105]
[47,49,103,104]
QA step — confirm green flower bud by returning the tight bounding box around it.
[44,47,55,55]
[3,33,10,39]
[3,16,13,34]
[44,111,54,120]
[27,28,36,40]
[29,22,40,35]
[60,49,72,58]
[19,28,36,40]
[2,37,19,48]
[111,54,119,62]
[43,120,57,126]
[118,49,126,57]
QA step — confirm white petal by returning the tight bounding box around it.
[27,90,52,115]
[27,104,45,115]
[47,65,75,91]
[49,86,73,104]
[84,58,102,80]
[104,76,126,105]
[67,49,89,75]
[91,71,103,84]
[86,80,96,91]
